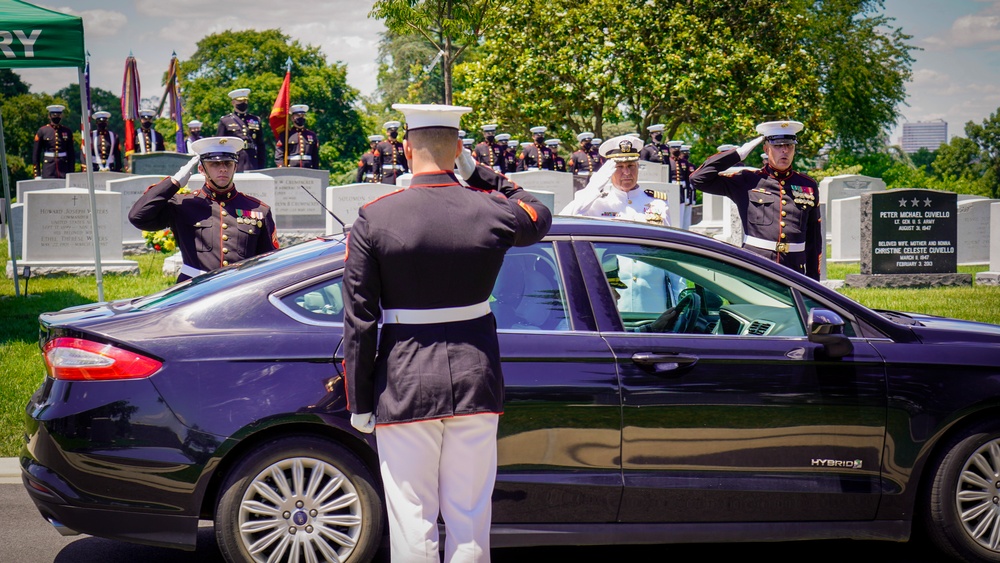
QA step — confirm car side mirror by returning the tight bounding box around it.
[807,308,853,359]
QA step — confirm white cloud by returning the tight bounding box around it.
[925,1,1000,49]
[39,5,128,38]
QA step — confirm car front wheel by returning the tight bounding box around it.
[215,435,383,563]
[926,420,1000,562]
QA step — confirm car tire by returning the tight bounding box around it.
[215,435,384,563]
[925,420,1000,562]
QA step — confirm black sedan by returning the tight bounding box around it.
[22,217,1000,563]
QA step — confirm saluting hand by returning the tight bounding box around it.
[455,148,477,180]
[737,136,764,161]
[171,155,201,187]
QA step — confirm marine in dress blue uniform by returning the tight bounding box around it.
[516,126,554,171]
[473,123,506,173]
[87,111,122,172]
[275,104,320,168]
[128,137,279,283]
[184,120,203,154]
[690,120,822,280]
[134,108,166,154]
[356,135,382,183]
[639,123,669,163]
[32,105,75,179]
[343,104,551,563]
[546,138,567,172]
[373,120,408,185]
[216,88,266,171]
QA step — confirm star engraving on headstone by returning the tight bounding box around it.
[924,197,932,207]
[911,197,920,207]
[899,197,907,207]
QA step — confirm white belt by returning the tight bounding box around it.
[44,152,67,157]
[179,264,206,278]
[527,166,539,171]
[382,164,403,170]
[382,301,491,325]
[288,155,312,161]
[492,165,502,172]
[364,173,375,179]
[744,235,805,253]
[576,171,591,176]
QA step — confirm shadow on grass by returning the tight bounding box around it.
[0,289,95,346]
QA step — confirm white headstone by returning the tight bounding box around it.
[957,198,996,265]
[819,174,886,210]
[6,203,24,260]
[66,171,131,191]
[637,161,667,184]
[830,196,861,262]
[256,168,331,230]
[715,197,744,248]
[696,192,726,229]
[325,183,400,233]
[189,173,277,217]
[992,202,1000,272]
[107,175,165,244]
[524,189,555,213]
[396,173,413,187]
[507,170,575,214]
[16,178,65,201]
[9,188,137,276]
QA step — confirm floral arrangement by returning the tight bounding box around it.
[143,228,176,254]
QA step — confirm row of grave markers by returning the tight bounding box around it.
[3,158,999,285]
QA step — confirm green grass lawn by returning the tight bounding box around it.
[2,238,999,457]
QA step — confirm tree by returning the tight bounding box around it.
[0,69,30,99]
[805,0,915,152]
[910,147,936,174]
[966,109,1000,199]
[456,0,828,155]
[372,30,450,110]
[369,0,501,104]
[179,29,365,174]
[54,84,123,134]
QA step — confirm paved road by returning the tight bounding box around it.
[2,483,944,562]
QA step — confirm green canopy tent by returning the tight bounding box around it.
[1,0,103,299]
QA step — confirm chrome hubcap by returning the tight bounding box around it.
[957,438,1000,552]
[239,457,363,562]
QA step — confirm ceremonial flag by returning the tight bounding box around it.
[156,53,186,150]
[269,57,292,150]
[121,54,141,161]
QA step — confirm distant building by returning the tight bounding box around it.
[900,120,948,153]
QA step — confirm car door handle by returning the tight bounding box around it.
[631,352,699,375]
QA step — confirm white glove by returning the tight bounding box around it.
[737,136,764,161]
[171,155,201,187]
[350,412,376,434]
[455,148,477,180]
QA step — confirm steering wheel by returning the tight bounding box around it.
[671,291,702,333]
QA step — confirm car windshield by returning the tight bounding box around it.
[130,236,346,311]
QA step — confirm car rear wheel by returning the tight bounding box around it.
[215,436,383,563]
[926,420,1000,562]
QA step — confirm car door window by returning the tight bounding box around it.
[279,277,346,323]
[490,242,570,331]
[593,242,805,336]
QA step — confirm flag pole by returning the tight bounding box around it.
[283,57,291,167]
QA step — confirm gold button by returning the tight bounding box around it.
[758,198,763,203]
[780,233,786,239]
[222,248,229,254]
[223,260,229,266]
[780,180,785,186]
[780,221,786,227]
[222,234,229,241]
[195,221,201,227]
[781,210,787,217]
[221,210,228,216]
[222,223,228,229]
[220,202,226,207]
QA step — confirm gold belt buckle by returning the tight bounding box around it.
[776,242,789,254]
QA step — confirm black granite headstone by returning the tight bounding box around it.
[865,189,957,275]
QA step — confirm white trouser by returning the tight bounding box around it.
[377,413,499,563]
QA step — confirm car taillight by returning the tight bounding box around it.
[42,337,162,381]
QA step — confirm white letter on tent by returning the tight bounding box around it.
[0,32,15,58]
[14,30,42,57]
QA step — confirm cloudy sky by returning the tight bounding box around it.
[15,0,1000,144]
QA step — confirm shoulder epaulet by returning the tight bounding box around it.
[644,189,669,200]
[362,188,405,208]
